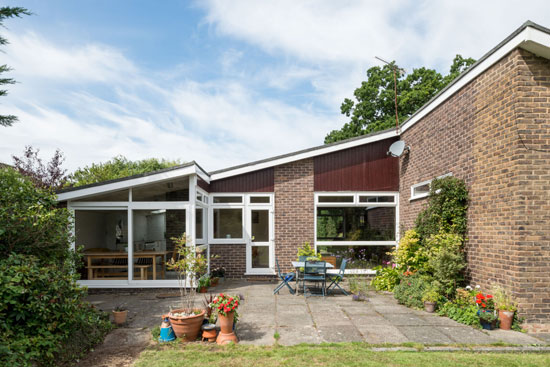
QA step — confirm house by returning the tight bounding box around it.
[57,21,550,332]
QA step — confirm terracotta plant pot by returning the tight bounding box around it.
[202,324,218,342]
[216,311,238,345]
[424,301,436,313]
[112,310,128,325]
[198,287,207,293]
[498,310,515,330]
[169,309,206,342]
[210,278,219,287]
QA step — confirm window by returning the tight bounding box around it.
[250,196,270,204]
[213,196,243,204]
[410,173,452,201]
[196,208,203,239]
[316,207,396,242]
[317,245,394,269]
[213,208,243,239]
[318,195,354,203]
[359,195,394,203]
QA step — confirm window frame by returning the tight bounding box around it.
[410,173,453,201]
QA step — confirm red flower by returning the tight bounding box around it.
[229,297,233,302]
[219,293,224,297]
[486,295,493,299]
[476,299,481,304]
[224,307,230,313]
[482,303,486,308]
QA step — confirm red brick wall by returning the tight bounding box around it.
[399,48,550,331]
[209,244,246,278]
[274,159,315,272]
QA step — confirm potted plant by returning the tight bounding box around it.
[210,293,239,345]
[166,234,210,341]
[197,275,210,293]
[211,266,226,282]
[112,304,128,325]
[493,286,518,330]
[476,291,497,330]
[422,288,439,313]
[210,276,219,287]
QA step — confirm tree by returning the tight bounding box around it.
[12,146,68,190]
[1,7,31,127]
[324,55,476,144]
[67,155,182,187]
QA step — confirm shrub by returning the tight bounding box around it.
[425,233,466,296]
[438,287,481,327]
[415,176,468,239]
[392,229,428,272]
[0,168,72,263]
[0,254,112,366]
[371,265,400,291]
[393,273,433,309]
[296,242,321,260]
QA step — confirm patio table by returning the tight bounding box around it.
[291,261,334,296]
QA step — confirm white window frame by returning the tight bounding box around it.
[410,172,453,201]
[314,191,399,274]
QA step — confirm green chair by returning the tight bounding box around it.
[326,259,349,295]
[302,260,326,297]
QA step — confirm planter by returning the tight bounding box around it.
[210,278,219,287]
[321,255,337,268]
[201,323,218,342]
[216,311,238,345]
[112,310,128,325]
[424,301,436,313]
[198,287,207,293]
[169,309,206,341]
[498,310,515,330]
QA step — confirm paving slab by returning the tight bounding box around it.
[237,322,275,345]
[317,325,364,343]
[350,314,390,326]
[381,313,428,326]
[486,329,548,345]
[438,326,495,344]
[396,325,454,344]
[277,325,321,345]
[356,324,408,344]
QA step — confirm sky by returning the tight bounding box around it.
[1,0,549,172]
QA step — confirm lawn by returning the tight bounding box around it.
[135,343,550,367]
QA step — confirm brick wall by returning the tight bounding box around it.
[399,48,550,331]
[209,244,246,278]
[274,159,315,272]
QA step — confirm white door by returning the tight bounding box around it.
[246,207,274,274]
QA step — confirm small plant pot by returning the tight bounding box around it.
[210,278,219,287]
[198,287,207,293]
[112,310,128,325]
[201,323,218,342]
[498,310,515,330]
[424,301,436,313]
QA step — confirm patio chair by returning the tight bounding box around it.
[326,259,349,296]
[273,258,296,295]
[302,260,326,297]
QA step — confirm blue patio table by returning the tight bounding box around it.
[291,261,334,296]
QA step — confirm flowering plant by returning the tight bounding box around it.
[476,291,497,322]
[210,293,239,317]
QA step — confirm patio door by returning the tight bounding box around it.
[246,207,274,274]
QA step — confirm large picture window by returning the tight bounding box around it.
[315,192,398,271]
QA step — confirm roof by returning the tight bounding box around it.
[57,20,550,201]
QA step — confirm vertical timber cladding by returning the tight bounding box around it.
[274,159,315,272]
[313,138,400,191]
[399,48,550,332]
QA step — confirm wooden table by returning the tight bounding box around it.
[84,251,171,280]
[291,261,334,295]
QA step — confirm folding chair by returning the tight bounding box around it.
[303,260,326,297]
[273,258,296,295]
[326,258,349,295]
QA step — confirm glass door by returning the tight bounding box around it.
[246,207,273,274]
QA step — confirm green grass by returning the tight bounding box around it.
[135,343,550,367]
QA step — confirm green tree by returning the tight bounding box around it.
[325,55,476,143]
[67,155,182,187]
[1,6,31,127]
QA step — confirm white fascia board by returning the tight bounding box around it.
[211,129,398,180]
[401,26,550,134]
[57,165,198,201]
[196,166,211,183]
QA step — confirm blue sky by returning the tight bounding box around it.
[1,0,549,172]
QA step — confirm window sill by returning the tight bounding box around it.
[409,193,429,201]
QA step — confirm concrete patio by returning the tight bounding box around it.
[85,280,548,347]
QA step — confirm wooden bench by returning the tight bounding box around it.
[86,265,150,280]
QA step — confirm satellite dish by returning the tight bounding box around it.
[387,141,409,157]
